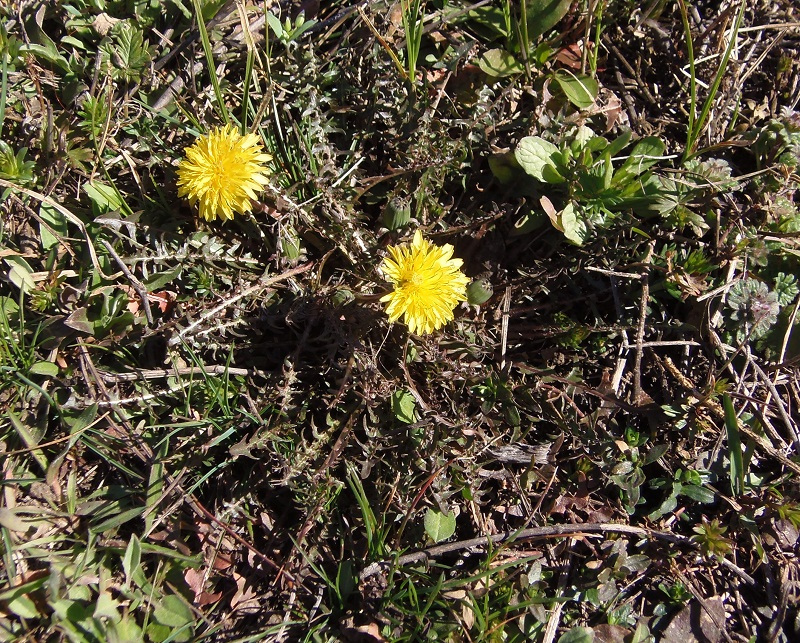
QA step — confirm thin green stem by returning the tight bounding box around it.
[518,0,531,79]
[241,45,254,133]
[590,0,604,77]
[401,0,424,83]
[677,0,696,162]
[189,0,231,125]
[0,47,8,136]
[237,3,257,133]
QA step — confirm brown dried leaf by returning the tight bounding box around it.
[340,616,387,642]
[662,597,726,643]
[229,572,259,611]
[593,624,630,643]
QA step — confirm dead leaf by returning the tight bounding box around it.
[340,615,387,642]
[119,285,176,316]
[540,195,565,233]
[662,597,726,643]
[772,518,799,549]
[184,568,205,600]
[93,13,121,36]
[555,43,584,69]
[229,572,259,611]
[603,92,624,131]
[593,623,630,643]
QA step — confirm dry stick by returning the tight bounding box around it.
[361,522,756,586]
[542,601,564,643]
[635,340,701,348]
[585,265,641,279]
[400,337,431,412]
[737,30,786,87]
[357,6,408,81]
[99,365,253,382]
[3,413,110,456]
[0,179,116,280]
[748,357,800,447]
[500,286,511,373]
[295,409,362,546]
[394,459,456,551]
[633,243,654,404]
[765,564,793,642]
[711,329,789,449]
[777,298,800,367]
[100,239,153,325]
[168,262,313,346]
[363,525,662,578]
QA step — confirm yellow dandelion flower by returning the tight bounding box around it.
[379,230,470,335]
[176,125,272,222]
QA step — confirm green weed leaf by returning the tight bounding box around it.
[613,137,665,186]
[680,484,716,504]
[0,141,36,184]
[21,6,71,72]
[149,595,194,642]
[0,508,29,533]
[84,181,124,214]
[7,594,40,620]
[153,594,194,629]
[774,272,799,306]
[391,389,417,424]
[527,0,572,40]
[7,409,48,473]
[101,22,150,82]
[29,361,58,376]
[515,136,564,182]
[4,256,35,293]
[553,70,598,109]
[557,626,595,643]
[629,622,652,643]
[546,202,589,245]
[144,265,183,291]
[488,151,522,185]
[39,203,68,252]
[93,591,122,623]
[478,48,523,77]
[123,535,142,587]
[424,508,456,542]
[107,615,144,643]
[466,6,510,40]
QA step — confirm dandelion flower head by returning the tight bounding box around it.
[177,125,271,222]
[380,230,470,335]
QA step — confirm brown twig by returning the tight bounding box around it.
[98,365,254,382]
[362,520,757,589]
[633,243,654,404]
[362,522,684,579]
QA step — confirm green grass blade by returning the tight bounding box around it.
[189,0,231,125]
[722,393,744,496]
[683,0,746,161]
[7,408,48,473]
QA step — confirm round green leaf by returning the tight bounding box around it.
[424,508,456,543]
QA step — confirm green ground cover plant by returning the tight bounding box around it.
[1,0,800,641]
